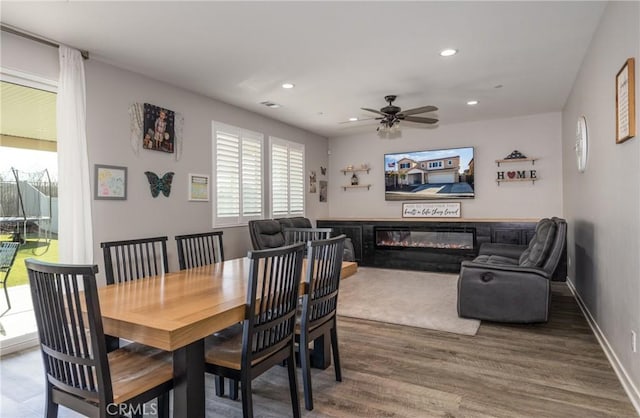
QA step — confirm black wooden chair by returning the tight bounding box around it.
[283,227,332,246]
[175,231,224,270]
[25,259,173,418]
[0,241,20,317]
[100,236,169,285]
[204,242,305,418]
[297,235,346,411]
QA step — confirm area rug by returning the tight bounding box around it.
[338,267,480,336]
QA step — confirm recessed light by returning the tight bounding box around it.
[349,117,358,122]
[467,100,479,106]
[281,82,295,89]
[440,48,458,57]
[494,84,503,89]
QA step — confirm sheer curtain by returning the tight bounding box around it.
[57,46,93,263]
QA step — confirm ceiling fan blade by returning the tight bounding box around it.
[361,107,386,116]
[402,115,439,124]
[397,105,438,116]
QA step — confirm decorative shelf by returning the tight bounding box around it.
[495,158,537,167]
[496,178,539,185]
[342,184,371,190]
[341,168,370,175]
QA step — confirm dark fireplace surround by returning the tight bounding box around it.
[317,219,540,273]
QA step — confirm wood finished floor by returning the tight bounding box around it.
[0,282,637,417]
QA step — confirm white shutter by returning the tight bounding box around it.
[213,122,263,226]
[289,145,304,215]
[270,137,305,218]
[242,132,263,218]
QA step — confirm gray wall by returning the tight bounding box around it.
[327,112,563,219]
[562,0,640,403]
[1,32,330,280]
[84,60,329,276]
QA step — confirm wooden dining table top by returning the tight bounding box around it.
[98,258,358,352]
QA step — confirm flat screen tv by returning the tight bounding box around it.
[384,146,474,201]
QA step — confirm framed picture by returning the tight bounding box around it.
[188,173,210,201]
[143,103,176,153]
[402,202,461,218]
[94,164,127,200]
[616,58,635,144]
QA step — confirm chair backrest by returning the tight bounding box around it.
[175,231,224,270]
[100,236,169,285]
[242,242,305,367]
[0,242,20,273]
[248,220,286,250]
[25,259,114,407]
[283,227,332,246]
[300,235,346,331]
[518,219,557,268]
[277,217,313,229]
[542,217,567,276]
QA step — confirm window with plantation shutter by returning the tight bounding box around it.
[212,122,263,227]
[270,137,305,218]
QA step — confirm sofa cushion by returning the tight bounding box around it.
[519,219,557,267]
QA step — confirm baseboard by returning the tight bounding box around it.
[566,278,640,415]
[0,332,38,357]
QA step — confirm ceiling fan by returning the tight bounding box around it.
[361,95,438,137]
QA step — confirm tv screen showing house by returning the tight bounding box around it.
[384,146,475,201]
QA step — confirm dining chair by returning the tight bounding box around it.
[25,258,173,418]
[0,241,20,317]
[297,235,346,411]
[204,242,305,418]
[100,236,169,285]
[283,227,332,246]
[175,231,224,270]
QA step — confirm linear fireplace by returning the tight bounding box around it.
[375,227,476,253]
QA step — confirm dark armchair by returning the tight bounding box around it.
[457,217,567,323]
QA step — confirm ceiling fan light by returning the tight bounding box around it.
[349,117,358,122]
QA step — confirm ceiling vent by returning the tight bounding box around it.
[260,101,281,109]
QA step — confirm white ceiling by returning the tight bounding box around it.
[0,1,606,138]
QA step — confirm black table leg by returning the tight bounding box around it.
[173,339,205,418]
[310,331,331,369]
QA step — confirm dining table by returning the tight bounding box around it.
[96,257,358,418]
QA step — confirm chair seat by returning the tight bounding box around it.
[204,324,277,370]
[108,343,173,404]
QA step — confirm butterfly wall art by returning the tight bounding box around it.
[144,171,175,198]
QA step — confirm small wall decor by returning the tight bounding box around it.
[129,103,184,160]
[319,180,328,202]
[188,173,210,201]
[320,166,327,176]
[616,58,636,144]
[94,164,127,200]
[309,170,317,193]
[402,202,461,218]
[144,171,175,198]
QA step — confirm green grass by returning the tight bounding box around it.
[2,235,58,287]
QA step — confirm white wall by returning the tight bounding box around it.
[327,112,563,220]
[562,1,640,407]
[0,32,58,81]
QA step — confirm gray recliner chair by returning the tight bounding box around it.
[457,217,567,323]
